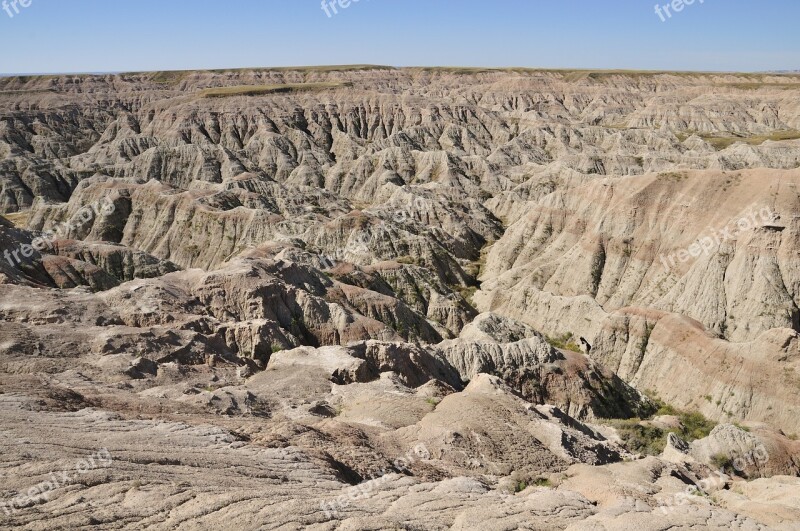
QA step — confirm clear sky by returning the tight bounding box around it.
[0,0,798,74]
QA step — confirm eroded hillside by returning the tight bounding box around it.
[1,67,800,529]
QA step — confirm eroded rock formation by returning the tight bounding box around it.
[2,67,800,529]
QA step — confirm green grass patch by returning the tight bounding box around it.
[545,332,582,353]
[3,210,31,228]
[411,67,497,75]
[199,82,351,98]
[395,255,417,266]
[208,64,393,74]
[533,477,553,488]
[716,82,800,90]
[513,476,552,493]
[148,70,191,85]
[602,394,717,456]
[710,453,735,473]
[406,68,800,80]
[122,64,393,79]
[677,130,800,150]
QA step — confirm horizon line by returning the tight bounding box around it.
[1,64,799,78]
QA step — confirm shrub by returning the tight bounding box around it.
[602,394,717,456]
[546,332,582,353]
[710,453,734,473]
[602,419,670,455]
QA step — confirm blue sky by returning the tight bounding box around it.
[0,0,798,74]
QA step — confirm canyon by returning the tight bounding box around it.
[1,66,800,529]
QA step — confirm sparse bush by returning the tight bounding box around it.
[457,286,478,306]
[602,418,669,455]
[680,411,717,440]
[710,453,736,474]
[602,394,717,456]
[533,477,553,488]
[546,332,582,353]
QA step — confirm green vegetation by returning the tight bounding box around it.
[513,476,552,493]
[704,130,800,150]
[149,70,191,85]
[208,64,393,74]
[716,82,800,91]
[675,130,800,150]
[710,453,740,476]
[603,420,668,455]
[199,82,351,98]
[125,64,393,80]
[601,395,717,456]
[590,252,605,295]
[464,254,487,279]
[395,255,417,265]
[545,332,582,353]
[7,67,800,87]
[406,68,800,82]
[3,210,31,228]
[0,88,55,95]
[412,67,499,75]
[675,411,718,440]
[658,171,689,181]
[457,286,478,307]
[638,324,655,358]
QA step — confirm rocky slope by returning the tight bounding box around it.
[2,67,800,529]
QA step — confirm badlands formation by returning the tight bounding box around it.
[1,66,800,529]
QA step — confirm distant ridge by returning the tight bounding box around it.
[4,65,800,79]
